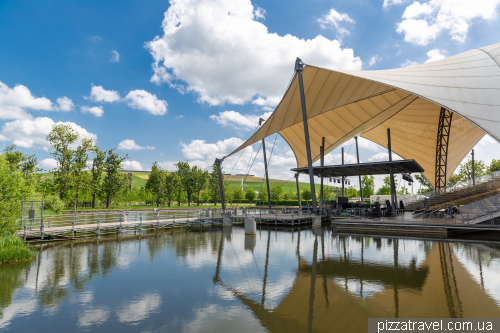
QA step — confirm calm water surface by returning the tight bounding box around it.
[1,226,500,332]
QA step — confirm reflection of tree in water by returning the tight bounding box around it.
[163,228,222,261]
[37,247,69,308]
[0,260,31,320]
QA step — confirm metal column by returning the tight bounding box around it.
[214,158,226,211]
[259,118,272,210]
[341,147,345,197]
[320,137,325,214]
[387,129,397,214]
[435,107,453,193]
[296,58,317,214]
[472,149,475,186]
[355,136,363,202]
[295,173,302,209]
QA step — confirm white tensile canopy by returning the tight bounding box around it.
[225,42,500,187]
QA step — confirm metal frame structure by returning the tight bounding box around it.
[259,117,272,210]
[214,158,226,211]
[435,107,453,193]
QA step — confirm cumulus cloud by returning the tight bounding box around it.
[110,50,120,63]
[121,160,144,171]
[89,85,121,103]
[55,96,74,111]
[401,59,419,67]
[317,8,355,40]
[146,0,362,106]
[38,158,58,170]
[0,117,97,150]
[117,139,155,150]
[209,110,272,130]
[81,106,104,117]
[367,55,382,68]
[368,152,403,162]
[0,81,58,120]
[425,48,447,63]
[396,0,500,45]
[124,90,167,115]
[383,0,408,8]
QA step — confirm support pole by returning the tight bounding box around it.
[214,158,226,211]
[259,118,272,211]
[387,129,397,214]
[472,149,475,186]
[295,173,302,209]
[320,137,325,214]
[296,58,317,215]
[355,136,363,202]
[341,147,345,197]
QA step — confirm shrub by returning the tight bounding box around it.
[0,234,33,264]
[44,195,65,213]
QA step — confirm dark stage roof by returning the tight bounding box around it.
[291,160,424,177]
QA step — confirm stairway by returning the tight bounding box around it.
[404,172,500,211]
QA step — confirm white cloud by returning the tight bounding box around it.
[425,48,446,62]
[175,115,184,119]
[110,50,120,63]
[117,139,155,150]
[181,137,244,161]
[81,106,104,117]
[122,160,143,171]
[89,85,121,103]
[401,59,419,67]
[368,152,403,162]
[157,161,177,171]
[317,8,355,40]
[146,0,362,106]
[367,55,382,68]
[209,110,272,130]
[116,294,161,323]
[0,117,97,150]
[396,0,500,45]
[38,158,58,170]
[89,36,101,42]
[383,0,409,8]
[124,90,167,115]
[0,81,54,120]
[253,5,266,20]
[55,96,74,111]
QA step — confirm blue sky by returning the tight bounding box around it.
[1,0,500,191]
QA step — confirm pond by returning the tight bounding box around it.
[1,226,499,332]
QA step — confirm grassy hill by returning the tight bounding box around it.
[40,171,333,193]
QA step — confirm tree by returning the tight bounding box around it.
[361,175,375,198]
[163,170,181,207]
[490,159,500,173]
[2,145,40,190]
[46,124,79,200]
[101,149,128,208]
[176,161,197,206]
[90,148,106,208]
[270,183,283,204]
[146,162,165,207]
[301,187,312,201]
[72,138,94,209]
[232,187,244,202]
[376,176,399,195]
[245,188,256,201]
[458,157,486,181]
[206,165,229,205]
[257,185,268,203]
[192,166,209,206]
[415,174,433,194]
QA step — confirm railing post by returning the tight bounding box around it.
[97,213,100,236]
[41,218,44,241]
[72,215,75,238]
[48,215,52,228]
[140,212,142,229]
[24,221,27,241]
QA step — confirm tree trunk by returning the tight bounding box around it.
[92,193,96,208]
[106,194,110,208]
[187,192,191,206]
[156,182,161,207]
[75,187,79,210]
[197,190,201,206]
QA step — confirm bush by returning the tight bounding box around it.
[0,234,33,264]
[44,195,65,213]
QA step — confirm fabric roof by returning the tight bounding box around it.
[226,43,500,187]
[291,160,424,178]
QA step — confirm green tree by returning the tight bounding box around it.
[245,188,256,201]
[176,161,197,206]
[257,185,268,203]
[232,186,244,202]
[446,173,462,188]
[376,176,399,195]
[101,149,128,208]
[415,174,433,194]
[490,159,500,173]
[163,170,181,207]
[301,187,312,201]
[146,162,165,207]
[0,154,33,235]
[90,148,106,208]
[46,124,79,200]
[270,183,283,204]
[207,165,229,205]
[192,167,209,206]
[361,175,375,198]
[458,157,486,180]
[72,138,94,209]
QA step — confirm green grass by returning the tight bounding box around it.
[0,234,34,264]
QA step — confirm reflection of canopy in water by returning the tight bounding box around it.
[214,234,500,333]
[226,43,500,186]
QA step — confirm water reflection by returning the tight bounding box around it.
[1,227,500,332]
